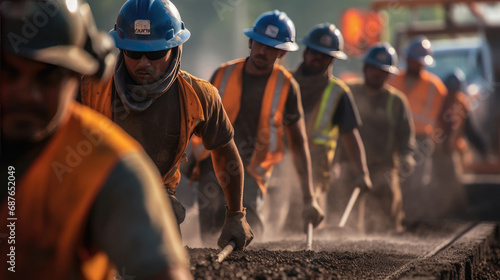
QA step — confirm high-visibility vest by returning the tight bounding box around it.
[208,58,292,194]
[0,103,142,280]
[308,77,349,153]
[389,69,447,136]
[80,71,206,190]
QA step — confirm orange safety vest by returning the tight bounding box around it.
[80,71,205,190]
[0,103,141,280]
[389,69,447,136]
[201,58,292,194]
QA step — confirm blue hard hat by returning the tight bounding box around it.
[406,36,434,67]
[110,0,190,52]
[243,10,299,52]
[363,42,399,74]
[302,23,347,60]
[443,69,466,92]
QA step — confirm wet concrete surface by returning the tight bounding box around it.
[187,221,500,279]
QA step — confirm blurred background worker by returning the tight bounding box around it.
[428,69,472,218]
[291,23,372,228]
[388,36,447,221]
[339,43,416,233]
[0,0,192,279]
[80,0,253,250]
[190,10,324,242]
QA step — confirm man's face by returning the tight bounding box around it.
[363,64,389,90]
[406,57,424,76]
[123,49,173,84]
[302,47,334,75]
[1,52,78,143]
[248,39,286,72]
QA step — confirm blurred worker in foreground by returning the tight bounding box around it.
[80,0,253,250]
[0,0,192,279]
[429,69,472,218]
[388,36,447,221]
[291,23,372,227]
[190,10,324,241]
[340,43,416,233]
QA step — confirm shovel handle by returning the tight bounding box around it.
[306,222,313,250]
[338,187,361,228]
[216,240,236,263]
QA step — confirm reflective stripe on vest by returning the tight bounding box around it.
[312,79,343,148]
[269,71,286,152]
[218,63,238,99]
[385,93,395,154]
[213,59,291,194]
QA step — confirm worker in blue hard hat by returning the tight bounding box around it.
[428,69,472,219]
[189,10,324,242]
[284,23,371,231]
[339,43,416,233]
[80,0,253,251]
[389,36,448,222]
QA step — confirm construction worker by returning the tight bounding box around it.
[190,10,324,240]
[340,43,416,233]
[292,23,372,226]
[429,69,471,218]
[0,0,192,279]
[388,36,447,221]
[80,0,253,250]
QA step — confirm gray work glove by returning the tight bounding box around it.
[217,207,254,251]
[302,199,324,232]
[168,194,186,225]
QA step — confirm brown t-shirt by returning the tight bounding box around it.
[114,73,233,176]
[211,64,302,166]
[342,80,415,168]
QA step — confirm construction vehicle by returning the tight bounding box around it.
[340,0,500,161]
[371,0,500,160]
[339,0,500,220]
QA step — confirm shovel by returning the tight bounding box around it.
[215,240,236,263]
[338,187,361,228]
[306,222,313,250]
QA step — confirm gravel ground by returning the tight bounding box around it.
[187,222,500,279]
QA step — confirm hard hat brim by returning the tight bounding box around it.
[4,45,100,75]
[408,55,435,67]
[365,61,399,74]
[302,41,347,60]
[243,28,299,52]
[110,29,191,52]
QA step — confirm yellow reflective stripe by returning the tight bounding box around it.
[385,94,395,153]
[312,79,342,148]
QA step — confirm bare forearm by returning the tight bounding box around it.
[211,140,244,211]
[287,120,314,203]
[341,129,369,176]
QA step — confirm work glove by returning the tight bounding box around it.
[302,199,324,232]
[217,207,254,251]
[168,194,186,225]
[354,173,373,193]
